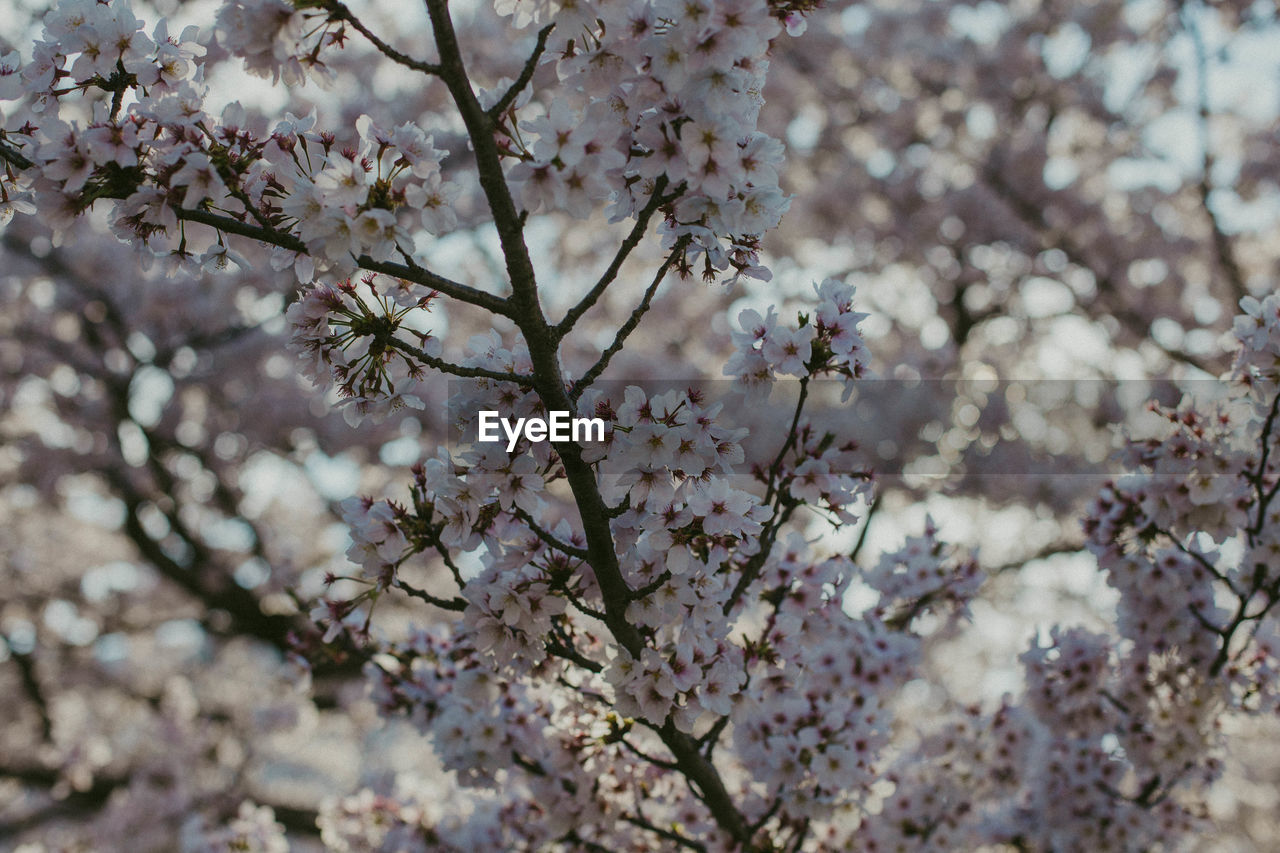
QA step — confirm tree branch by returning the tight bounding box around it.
[320,0,441,75]
[545,639,605,673]
[423,0,538,310]
[174,206,508,314]
[724,377,811,614]
[980,164,1220,374]
[393,578,467,611]
[570,235,691,399]
[0,139,509,315]
[510,505,592,559]
[621,813,709,851]
[1184,4,1247,304]
[416,5,762,845]
[0,136,34,170]
[385,336,535,385]
[850,494,881,563]
[11,650,53,742]
[556,177,676,336]
[487,24,555,120]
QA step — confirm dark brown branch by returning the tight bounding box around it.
[698,715,730,757]
[1185,5,1247,304]
[0,766,118,842]
[980,165,1219,374]
[320,0,442,74]
[0,763,321,841]
[393,578,467,611]
[385,337,535,385]
[850,494,881,563]
[630,569,673,602]
[173,207,507,314]
[747,797,784,838]
[510,505,591,559]
[487,24,555,120]
[0,231,344,668]
[724,377,810,614]
[423,0,538,310]
[424,533,468,590]
[0,136,34,170]
[1246,393,1280,545]
[11,650,53,742]
[104,467,300,651]
[556,177,676,336]
[618,738,681,772]
[423,0,759,843]
[762,378,810,508]
[546,639,605,673]
[621,813,709,851]
[988,540,1087,575]
[561,831,613,853]
[571,235,691,398]
[0,143,507,315]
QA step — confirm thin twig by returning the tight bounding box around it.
[1184,3,1247,304]
[0,137,34,170]
[570,235,691,398]
[180,207,508,314]
[557,177,676,336]
[11,652,53,742]
[0,144,508,314]
[1246,393,1280,545]
[509,505,592,559]
[723,379,811,613]
[762,378,810,508]
[621,814,709,852]
[545,639,605,673]
[850,494,881,563]
[393,578,467,611]
[385,337,534,385]
[321,0,441,74]
[618,737,681,771]
[488,24,555,119]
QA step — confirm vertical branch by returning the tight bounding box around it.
[422,2,761,845]
[1184,1,1247,304]
[422,0,541,315]
[11,649,53,742]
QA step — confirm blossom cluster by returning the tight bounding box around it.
[181,801,289,853]
[862,516,982,628]
[726,277,871,397]
[10,0,1280,849]
[0,0,819,287]
[732,543,919,822]
[724,294,1280,848]
[363,626,699,849]
[1,0,462,283]
[215,0,343,86]
[1020,626,1115,736]
[497,0,803,281]
[297,266,994,840]
[286,274,442,425]
[1233,292,1280,395]
[272,112,461,277]
[317,779,540,852]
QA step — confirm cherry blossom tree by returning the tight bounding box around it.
[2,0,1279,850]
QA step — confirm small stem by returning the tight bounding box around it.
[571,235,691,399]
[488,24,555,119]
[393,578,466,611]
[557,177,677,337]
[321,0,441,74]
